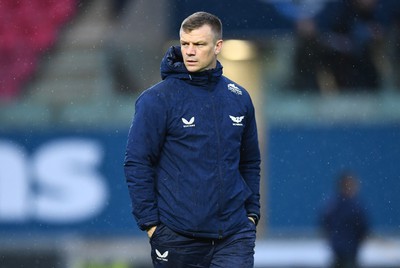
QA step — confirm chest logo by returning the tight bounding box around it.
[229,115,244,126]
[182,117,195,128]
[228,83,242,95]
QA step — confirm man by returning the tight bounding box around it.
[320,171,369,268]
[124,11,261,267]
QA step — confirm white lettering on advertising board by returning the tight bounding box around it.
[0,138,108,223]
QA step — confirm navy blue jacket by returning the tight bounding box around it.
[124,46,261,239]
[320,194,369,258]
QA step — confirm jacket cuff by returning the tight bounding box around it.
[139,220,160,231]
[247,213,260,226]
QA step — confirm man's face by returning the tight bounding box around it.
[180,24,223,73]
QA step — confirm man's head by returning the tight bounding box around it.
[338,171,360,198]
[179,12,223,73]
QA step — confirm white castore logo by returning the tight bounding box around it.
[229,115,245,126]
[182,117,195,128]
[228,83,242,95]
[156,249,169,262]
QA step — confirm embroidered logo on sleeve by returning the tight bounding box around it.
[182,117,195,128]
[229,115,245,126]
[228,83,242,95]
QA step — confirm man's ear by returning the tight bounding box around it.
[215,40,223,55]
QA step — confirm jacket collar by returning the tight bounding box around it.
[160,46,223,87]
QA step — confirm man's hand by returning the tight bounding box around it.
[146,226,157,238]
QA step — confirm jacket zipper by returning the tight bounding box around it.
[209,82,224,239]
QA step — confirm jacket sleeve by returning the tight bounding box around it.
[240,95,261,223]
[124,88,167,230]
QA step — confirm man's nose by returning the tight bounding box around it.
[186,44,196,55]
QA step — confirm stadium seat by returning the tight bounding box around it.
[0,0,77,102]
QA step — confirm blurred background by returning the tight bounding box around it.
[1,0,400,267]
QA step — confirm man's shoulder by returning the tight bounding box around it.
[137,79,183,106]
[139,80,171,97]
[220,76,251,98]
[145,79,182,94]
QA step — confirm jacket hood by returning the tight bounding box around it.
[160,46,223,86]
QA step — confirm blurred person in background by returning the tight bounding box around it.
[320,171,370,268]
[388,0,400,89]
[124,11,261,268]
[291,0,388,93]
[290,17,327,92]
[319,0,387,92]
[104,0,168,95]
